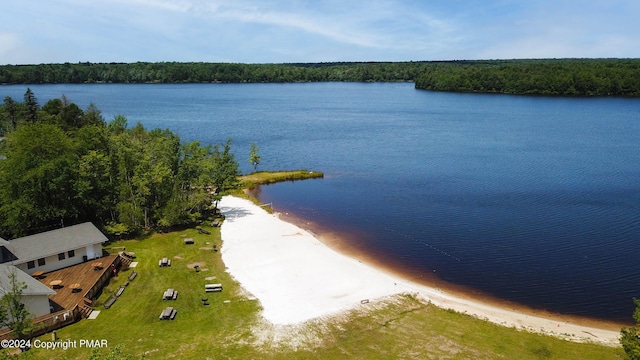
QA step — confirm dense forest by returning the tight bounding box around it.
[0,90,241,239]
[414,59,640,96]
[0,62,425,84]
[1,59,640,96]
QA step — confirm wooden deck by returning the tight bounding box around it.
[36,254,120,311]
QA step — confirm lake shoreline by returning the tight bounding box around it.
[274,204,628,331]
[5,82,636,327]
[220,195,623,346]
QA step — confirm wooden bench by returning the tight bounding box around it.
[104,295,117,309]
[196,227,211,235]
[115,285,126,297]
[205,284,223,292]
[128,271,138,281]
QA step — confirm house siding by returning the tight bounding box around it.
[5,223,108,268]
[0,295,51,330]
[14,247,90,274]
[84,244,103,261]
[21,294,51,319]
[0,223,110,330]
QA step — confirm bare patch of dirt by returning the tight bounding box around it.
[187,262,206,269]
[248,318,329,351]
[246,294,414,351]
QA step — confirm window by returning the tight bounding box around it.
[68,250,75,258]
[37,258,45,266]
[27,261,35,269]
[58,253,65,261]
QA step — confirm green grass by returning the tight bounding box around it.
[232,170,325,212]
[26,226,262,359]
[240,170,324,187]
[7,225,625,360]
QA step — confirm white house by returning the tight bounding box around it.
[6,222,108,274]
[0,264,55,319]
[0,222,108,319]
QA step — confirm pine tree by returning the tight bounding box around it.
[23,88,39,123]
[621,298,640,359]
[248,142,261,171]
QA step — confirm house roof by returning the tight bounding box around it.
[6,222,108,264]
[0,264,56,296]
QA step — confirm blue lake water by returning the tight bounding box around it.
[2,82,640,322]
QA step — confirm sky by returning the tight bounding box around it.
[1,0,639,64]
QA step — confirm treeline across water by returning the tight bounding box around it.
[1,59,640,96]
[414,59,640,96]
[0,62,425,84]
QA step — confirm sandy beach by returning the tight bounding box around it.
[219,195,621,346]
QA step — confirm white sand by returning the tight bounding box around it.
[219,196,621,346]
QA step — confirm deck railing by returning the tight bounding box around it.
[0,254,128,342]
[0,306,81,341]
[84,254,122,300]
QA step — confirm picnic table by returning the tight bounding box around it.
[205,283,223,292]
[49,280,63,289]
[70,283,82,292]
[159,307,177,320]
[158,258,171,267]
[162,288,178,300]
[91,261,103,270]
[32,271,44,279]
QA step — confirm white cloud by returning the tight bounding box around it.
[2,0,639,63]
[189,0,459,52]
[66,0,192,13]
[123,0,193,12]
[0,33,19,58]
[195,3,380,48]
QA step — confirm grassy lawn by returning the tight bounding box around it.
[7,223,624,359]
[234,170,325,213]
[240,170,324,187]
[21,226,263,359]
